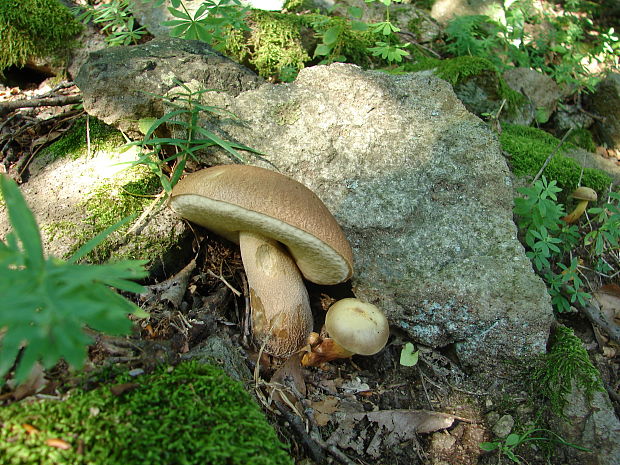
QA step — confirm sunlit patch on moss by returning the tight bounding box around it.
[43,116,124,161]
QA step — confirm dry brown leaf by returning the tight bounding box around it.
[45,438,71,450]
[310,396,340,426]
[109,382,140,396]
[327,409,462,458]
[13,362,47,401]
[593,284,620,353]
[269,353,307,410]
[22,423,39,435]
[141,259,196,308]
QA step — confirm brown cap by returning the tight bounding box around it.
[325,298,389,355]
[572,186,597,202]
[170,165,353,284]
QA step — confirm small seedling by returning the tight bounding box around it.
[399,342,419,367]
[480,428,590,464]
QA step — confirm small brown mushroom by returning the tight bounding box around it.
[562,186,598,224]
[169,165,353,357]
[302,298,389,366]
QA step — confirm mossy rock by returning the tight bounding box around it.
[403,56,526,119]
[500,123,613,195]
[225,10,380,81]
[0,361,293,465]
[0,0,82,74]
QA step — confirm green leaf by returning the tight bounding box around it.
[0,175,44,269]
[505,433,521,446]
[479,442,499,451]
[348,6,363,19]
[399,342,419,367]
[314,44,333,57]
[323,27,341,46]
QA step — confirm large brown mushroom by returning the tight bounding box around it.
[169,165,354,356]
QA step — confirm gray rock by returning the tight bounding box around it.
[431,0,505,24]
[552,383,620,465]
[75,42,554,373]
[74,38,263,136]
[187,63,553,372]
[181,335,253,383]
[552,104,594,132]
[564,147,620,186]
[586,73,620,149]
[503,67,561,124]
[491,414,514,438]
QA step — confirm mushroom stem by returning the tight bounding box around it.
[562,200,589,224]
[301,337,354,367]
[238,231,313,357]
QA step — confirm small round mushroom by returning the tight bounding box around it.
[562,186,598,224]
[169,165,353,357]
[302,298,389,367]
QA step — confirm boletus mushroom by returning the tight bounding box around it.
[169,165,353,357]
[302,298,389,367]
[562,186,598,224]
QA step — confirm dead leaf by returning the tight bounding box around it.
[109,382,140,396]
[141,259,196,308]
[22,423,39,435]
[310,396,340,426]
[45,438,71,450]
[327,409,463,458]
[13,362,47,401]
[269,353,306,409]
[593,284,620,354]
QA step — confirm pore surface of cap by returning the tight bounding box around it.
[169,165,353,284]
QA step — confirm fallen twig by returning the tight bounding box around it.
[0,95,82,115]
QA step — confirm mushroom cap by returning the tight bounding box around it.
[325,298,389,356]
[572,186,597,202]
[169,165,353,285]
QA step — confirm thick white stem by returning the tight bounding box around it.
[238,230,313,357]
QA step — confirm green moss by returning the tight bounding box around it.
[0,361,293,465]
[227,11,310,80]
[74,169,165,263]
[501,123,612,194]
[403,56,525,109]
[532,326,604,417]
[565,128,597,152]
[44,117,124,161]
[226,11,380,81]
[301,13,379,68]
[0,0,82,74]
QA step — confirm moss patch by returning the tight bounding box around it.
[501,123,613,194]
[0,361,293,465]
[0,0,82,74]
[532,325,604,417]
[226,11,380,81]
[44,116,124,161]
[403,56,525,110]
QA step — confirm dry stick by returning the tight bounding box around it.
[0,95,82,114]
[531,128,573,185]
